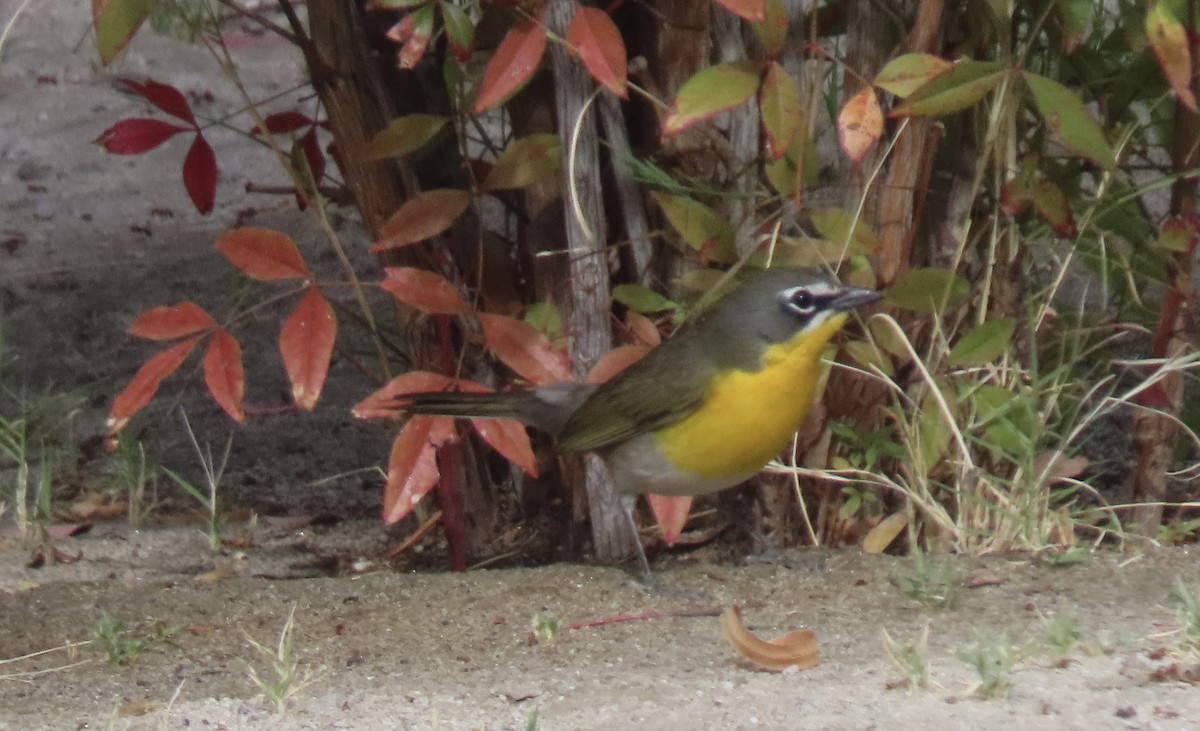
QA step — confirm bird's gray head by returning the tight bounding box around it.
[703,266,881,347]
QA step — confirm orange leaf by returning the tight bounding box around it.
[203,329,245,422]
[625,311,662,346]
[646,494,692,546]
[470,418,537,476]
[720,606,819,672]
[478,312,571,384]
[383,415,457,524]
[837,86,883,163]
[566,7,627,98]
[473,17,547,113]
[371,189,473,251]
[279,285,337,411]
[127,302,217,340]
[215,227,311,280]
[1146,3,1197,113]
[713,0,766,22]
[585,344,651,385]
[353,371,461,419]
[381,267,470,315]
[108,335,203,432]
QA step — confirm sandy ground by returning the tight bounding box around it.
[3,2,1200,730]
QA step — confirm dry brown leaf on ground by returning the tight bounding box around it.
[720,606,819,672]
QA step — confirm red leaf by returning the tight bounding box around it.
[399,6,435,69]
[279,285,337,411]
[381,267,470,315]
[216,227,311,280]
[383,416,455,524]
[585,345,651,385]
[371,189,473,251]
[95,118,190,154]
[353,371,461,419]
[837,86,883,163]
[108,335,203,432]
[295,127,326,183]
[566,7,627,98]
[203,329,245,422]
[713,0,766,22]
[252,111,316,135]
[118,78,196,125]
[128,302,218,340]
[646,494,692,546]
[183,134,217,215]
[473,18,547,113]
[470,418,537,476]
[478,313,571,384]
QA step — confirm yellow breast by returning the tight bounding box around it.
[654,314,847,480]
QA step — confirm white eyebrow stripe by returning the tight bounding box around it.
[780,281,841,299]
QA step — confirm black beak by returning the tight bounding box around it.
[830,287,882,312]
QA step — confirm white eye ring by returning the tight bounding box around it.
[782,287,817,315]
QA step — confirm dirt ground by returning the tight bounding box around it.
[2,2,1200,730]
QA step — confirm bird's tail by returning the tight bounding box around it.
[395,382,595,438]
[396,391,533,422]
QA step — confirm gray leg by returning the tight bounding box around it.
[620,493,654,583]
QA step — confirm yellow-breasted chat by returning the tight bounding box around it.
[396,266,881,573]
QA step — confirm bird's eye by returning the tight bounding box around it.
[785,288,817,315]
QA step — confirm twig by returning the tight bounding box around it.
[567,607,723,631]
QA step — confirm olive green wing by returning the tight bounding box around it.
[556,337,718,453]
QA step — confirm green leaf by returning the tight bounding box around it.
[524,302,564,341]
[482,134,562,191]
[884,268,969,315]
[765,133,817,196]
[892,60,1008,117]
[842,339,894,377]
[1155,215,1200,253]
[917,383,955,468]
[808,208,879,254]
[663,61,761,136]
[751,0,788,58]
[94,0,160,65]
[612,284,683,315]
[948,318,1016,367]
[1055,0,1093,52]
[1021,72,1116,170]
[874,53,953,98]
[759,62,802,160]
[363,114,448,160]
[972,385,1034,458]
[440,2,475,62]
[649,192,739,263]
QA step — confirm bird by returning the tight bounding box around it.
[395,266,881,577]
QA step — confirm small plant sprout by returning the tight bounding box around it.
[163,409,232,550]
[896,546,960,609]
[957,632,1014,699]
[245,603,317,713]
[1168,579,1200,653]
[1039,607,1083,661]
[530,613,562,644]
[92,611,182,666]
[882,624,931,690]
[111,438,157,528]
